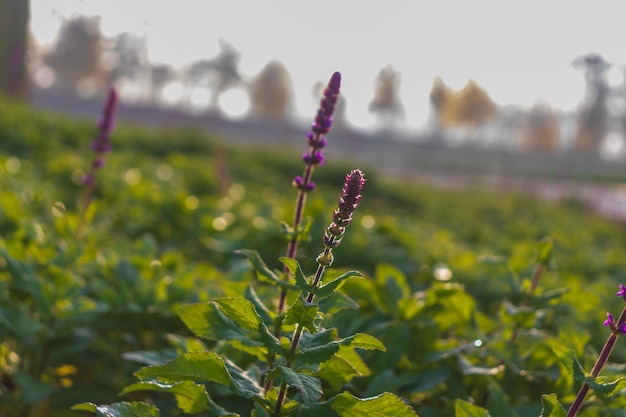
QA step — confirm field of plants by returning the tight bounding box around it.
[3,82,626,417]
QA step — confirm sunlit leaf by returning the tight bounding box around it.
[539,394,566,417]
[134,352,231,385]
[71,401,159,417]
[330,391,418,417]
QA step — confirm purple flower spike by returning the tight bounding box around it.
[323,169,366,248]
[91,87,118,157]
[604,312,615,327]
[617,283,626,299]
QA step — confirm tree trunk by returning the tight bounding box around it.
[0,0,30,99]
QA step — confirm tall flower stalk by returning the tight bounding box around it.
[277,71,341,315]
[274,169,365,416]
[566,284,626,417]
[78,87,118,238]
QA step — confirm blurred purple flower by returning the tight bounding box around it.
[617,283,626,299]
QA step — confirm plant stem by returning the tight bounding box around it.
[566,305,626,417]
[273,252,329,416]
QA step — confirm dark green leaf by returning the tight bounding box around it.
[224,358,266,402]
[235,249,281,284]
[276,366,323,405]
[71,401,160,417]
[298,333,385,366]
[134,352,231,385]
[178,302,261,344]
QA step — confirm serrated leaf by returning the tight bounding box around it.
[120,380,210,414]
[276,366,323,405]
[330,391,418,417]
[318,347,372,391]
[284,297,320,334]
[315,271,363,299]
[549,343,586,382]
[280,257,313,293]
[539,394,566,417]
[245,284,274,326]
[214,298,262,330]
[588,375,626,397]
[134,352,231,386]
[224,358,266,402]
[235,249,281,284]
[178,302,260,344]
[454,399,490,417]
[297,333,385,365]
[71,401,159,417]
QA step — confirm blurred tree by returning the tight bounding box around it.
[248,60,293,122]
[106,32,149,98]
[0,0,30,98]
[519,102,560,152]
[573,53,609,152]
[368,65,404,128]
[45,15,104,95]
[429,77,495,128]
[148,63,176,104]
[181,39,242,111]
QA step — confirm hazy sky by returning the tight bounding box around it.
[29,0,626,131]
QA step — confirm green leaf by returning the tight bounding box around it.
[214,297,262,331]
[284,297,320,334]
[539,394,566,417]
[178,302,260,344]
[120,380,210,414]
[315,271,363,299]
[550,343,586,383]
[245,284,274,326]
[235,249,281,284]
[317,346,372,392]
[454,399,490,417]
[297,333,385,365]
[224,358,266,402]
[485,378,517,417]
[330,391,418,417]
[134,352,231,386]
[71,401,160,416]
[587,376,626,397]
[276,366,323,405]
[536,236,553,267]
[280,257,313,293]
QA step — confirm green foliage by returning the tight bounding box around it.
[3,96,626,416]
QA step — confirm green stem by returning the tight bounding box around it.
[273,251,329,416]
[566,305,626,417]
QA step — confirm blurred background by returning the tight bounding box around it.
[4,0,626,185]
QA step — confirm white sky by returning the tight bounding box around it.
[29,0,626,131]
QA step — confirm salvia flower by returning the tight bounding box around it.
[322,169,366,251]
[292,71,341,192]
[78,87,118,237]
[604,312,626,334]
[617,283,626,299]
